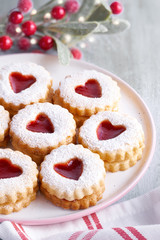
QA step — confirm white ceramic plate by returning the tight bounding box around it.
[0,53,156,225]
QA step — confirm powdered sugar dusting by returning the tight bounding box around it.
[0,62,52,105]
[10,103,76,148]
[40,144,105,201]
[0,148,38,200]
[0,106,10,139]
[59,70,120,109]
[79,111,144,152]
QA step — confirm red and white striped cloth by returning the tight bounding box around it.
[0,186,160,240]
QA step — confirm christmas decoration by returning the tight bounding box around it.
[0,0,130,64]
[17,0,33,13]
[0,36,13,50]
[9,11,24,24]
[51,6,66,20]
[18,37,31,50]
[71,48,82,59]
[65,0,80,14]
[110,2,123,15]
[6,23,18,36]
[39,36,54,50]
[22,21,37,36]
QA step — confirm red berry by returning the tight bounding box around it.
[9,11,23,24]
[71,48,82,60]
[18,37,30,50]
[0,36,12,51]
[110,2,123,14]
[17,0,33,13]
[6,23,18,36]
[38,36,54,50]
[65,0,79,13]
[22,21,36,36]
[51,6,65,20]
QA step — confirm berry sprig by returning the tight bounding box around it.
[0,0,129,64]
[110,1,123,14]
[38,36,54,50]
[17,0,33,13]
[0,36,13,51]
[21,21,37,36]
[51,6,66,20]
[65,0,79,14]
[9,11,24,24]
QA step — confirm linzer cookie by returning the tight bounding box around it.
[10,103,76,165]
[0,106,10,147]
[0,62,53,116]
[79,111,145,172]
[0,148,38,214]
[39,144,106,210]
[54,70,120,127]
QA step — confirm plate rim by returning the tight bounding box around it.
[0,53,156,225]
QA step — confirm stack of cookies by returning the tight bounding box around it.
[54,70,120,127]
[39,144,106,210]
[0,62,145,214]
[0,149,38,214]
[78,111,144,172]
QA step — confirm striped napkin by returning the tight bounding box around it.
[0,186,160,240]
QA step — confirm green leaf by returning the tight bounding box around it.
[52,36,71,65]
[93,23,109,33]
[101,19,130,34]
[100,0,111,11]
[0,24,5,33]
[66,23,108,46]
[47,22,98,36]
[87,4,111,22]
[67,35,87,47]
[70,0,96,21]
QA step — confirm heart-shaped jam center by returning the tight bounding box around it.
[54,158,83,180]
[0,158,22,179]
[9,72,36,93]
[26,113,54,133]
[97,120,126,140]
[75,79,102,98]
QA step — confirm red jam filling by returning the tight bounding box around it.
[0,158,22,179]
[97,120,126,140]
[9,72,36,93]
[26,113,54,133]
[75,79,102,98]
[54,158,83,181]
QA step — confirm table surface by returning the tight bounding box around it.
[0,0,159,203]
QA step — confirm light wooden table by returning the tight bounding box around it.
[0,0,159,202]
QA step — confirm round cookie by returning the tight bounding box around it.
[39,144,106,210]
[54,70,120,127]
[10,103,76,165]
[79,111,145,172]
[0,148,38,214]
[0,62,53,116]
